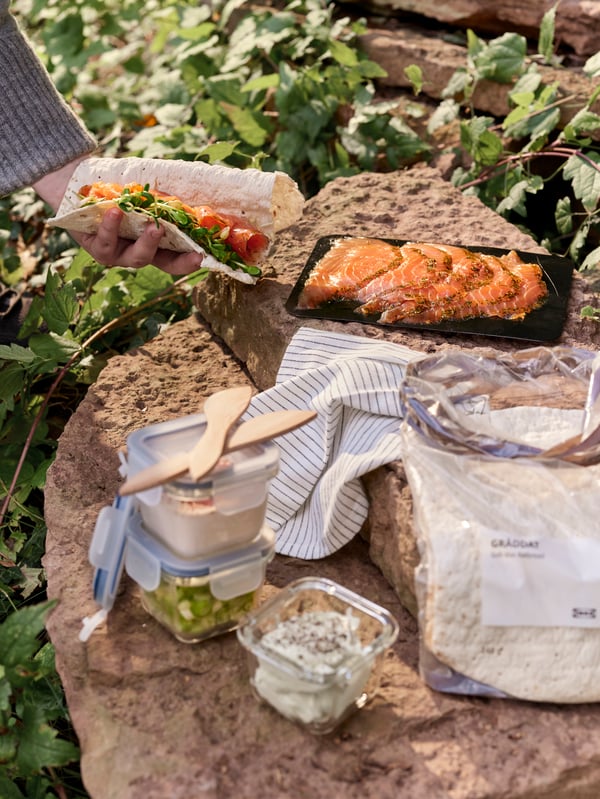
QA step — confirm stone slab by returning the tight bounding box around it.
[357,24,600,131]
[342,0,600,57]
[44,167,600,798]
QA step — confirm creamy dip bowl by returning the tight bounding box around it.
[236,577,399,734]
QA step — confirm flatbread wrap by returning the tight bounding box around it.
[48,157,305,284]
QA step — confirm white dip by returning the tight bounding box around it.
[253,610,373,726]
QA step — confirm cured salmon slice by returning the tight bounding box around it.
[192,205,269,265]
[354,243,452,305]
[357,245,494,316]
[297,237,549,327]
[380,251,547,325]
[297,237,401,308]
[79,182,270,266]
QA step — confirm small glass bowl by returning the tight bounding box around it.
[236,577,399,734]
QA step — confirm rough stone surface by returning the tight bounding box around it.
[193,166,599,389]
[357,24,600,131]
[344,0,600,57]
[45,167,600,799]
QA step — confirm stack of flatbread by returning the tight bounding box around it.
[400,349,600,703]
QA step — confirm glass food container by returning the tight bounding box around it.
[236,577,399,734]
[125,514,275,643]
[125,413,279,559]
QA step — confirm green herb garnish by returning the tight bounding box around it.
[83,184,261,277]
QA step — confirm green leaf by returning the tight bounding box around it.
[466,29,484,59]
[28,332,80,364]
[42,269,79,335]
[538,4,557,62]
[328,38,359,67]
[223,104,271,147]
[0,362,25,409]
[427,98,459,133]
[474,33,527,83]
[0,775,24,799]
[565,109,600,137]
[0,602,55,675]
[581,305,600,319]
[510,69,542,97]
[563,152,600,211]
[496,176,543,217]
[441,68,471,99]
[460,117,503,165]
[42,13,84,58]
[0,343,37,365]
[555,196,573,235]
[242,73,280,93]
[580,246,600,271]
[404,64,423,95]
[196,140,241,163]
[17,703,79,774]
[584,52,600,78]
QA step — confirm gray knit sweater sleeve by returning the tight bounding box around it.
[0,0,97,197]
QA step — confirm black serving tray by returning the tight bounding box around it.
[286,236,575,343]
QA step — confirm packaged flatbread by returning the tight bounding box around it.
[399,346,600,703]
[48,157,305,284]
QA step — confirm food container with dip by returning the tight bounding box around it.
[237,577,399,734]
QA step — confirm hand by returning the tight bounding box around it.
[70,207,205,275]
[33,156,204,276]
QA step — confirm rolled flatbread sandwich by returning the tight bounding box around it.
[48,157,305,284]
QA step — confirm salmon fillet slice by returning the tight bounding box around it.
[380,251,547,325]
[354,243,452,306]
[297,237,401,308]
[358,245,494,316]
[296,237,548,327]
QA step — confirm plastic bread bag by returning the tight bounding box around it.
[398,346,600,703]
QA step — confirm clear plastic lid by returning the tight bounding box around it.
[124,513,275,599]
[126,412,280,499]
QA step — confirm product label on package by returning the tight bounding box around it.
[480,531,600,628]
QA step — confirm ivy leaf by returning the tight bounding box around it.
[460,117,503,165]
[404,64,423,95]
[496,176,543,217]
[538,4,556,63]
[0,775,24,799]
[555,196,573,235]
[580,246,600,271]
[328,38,359,67]
[42,269,79,335]
[474,33,527,83]
[17,703,79,775]
[0,602,54,678]
[564,109,600,138]
[584,52,600,78]
[563,152,600,211]
[28,332,80,364]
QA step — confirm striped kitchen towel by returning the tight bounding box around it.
[243,326,422,559]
